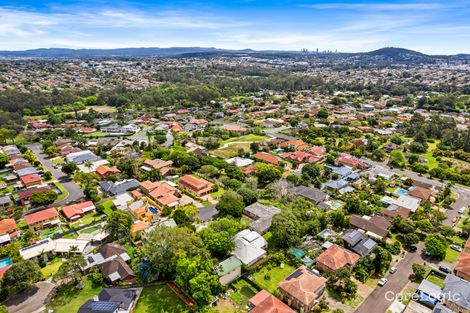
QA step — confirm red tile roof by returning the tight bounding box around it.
[250,290,295,313]
[0,219,17,236]
[20,173,42,185]
[24,208,59,225]
[316,244,360,271]
[254,152,280,165]
[61,201,95,220]
[455,252,470,278]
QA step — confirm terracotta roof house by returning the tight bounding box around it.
[278,266,327,313]
[408,186,432,201]
[307,146,326,159]
[349,215,391,239]
[24,207,60,230]
[464,238,470,254]
[140,159,173,177]
[58,144,81,157]
[130,221,151,239]
[20,173,42,187]
[455,252,470,282]
[95,165,120,179]
[0,218,17,243]
[316,244,360,273]
[335,154,368,169]
[279,139,309,151]
[61,201,96,221]
[282,151,321,164]
[249,290,295,313]
[179,175,213,197]
[253,152,280,166]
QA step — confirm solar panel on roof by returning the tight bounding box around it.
[286,269,302,280]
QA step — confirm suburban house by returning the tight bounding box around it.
[19,238,90,260]
[95,165,121,179]
[249,290,295,313]
[196,204,219,222]
[215,256,242,285]
[335,154,368,169]
[316,244,360,273]
[24,207,60,230]
[253,152,281,166]
[178,175,213,197]
[83,243,135,283]
[0,196,11,208]
[66,150,100,165]
[441,275,470,312]
[226,157,254,168]
[291,186,327,204]
[415,279,442,308]
[146,181,181,208]
[408,186,433,201]
[243,202,281,234]
[341,229,377,256]
[61,201,96,221]
[20,173,42,188]
[282,151,322,164]
[349,215,391,240]
[140,159,173,177]
[127,199,155,223]
[0,218,17,244]
[232,229,267,266]
[278,266,327,313]
[17,186,52,206]
[100,179,140,196]
[278,139,309,151]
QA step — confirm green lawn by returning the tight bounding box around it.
[52,157,65,165]
[83,132,109,138]
[420,142,439,170]
[211,188,225,199]
[77,212,101,225]
[451,236,465,246]
[251,264,295,294]
[81,225,101,234]
[47,278,101,313]
[230,279,258,305]
[427,274,445,287]
[210,143,251,159]
[134,285,188,313]
[99,198,115,216]
[41,258,63,279]
[220,134,268,145]
[444,247,460,263]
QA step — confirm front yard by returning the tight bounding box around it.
[210,143,251,159]
[47,278,101,313]
[230,279,258,305]
[251,263,295,294]
[40,258,63,279]
[444,247,460,263]
[133,284,188,313]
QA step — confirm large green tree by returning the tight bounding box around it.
[104,210,133,241]
[216,190,245,218]
[1,260,43,295]
[30,190,58,206]
[425,234,448,260]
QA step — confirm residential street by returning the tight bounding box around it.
[26,143,84,206]
[355,243,429,313]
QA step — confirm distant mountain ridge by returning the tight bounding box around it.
[0,46,465,58]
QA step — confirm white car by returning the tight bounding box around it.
[450,244,463,252]
[459,207,466,214]
[378,278,388,286]
[390,267,397,274]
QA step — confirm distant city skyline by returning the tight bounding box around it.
[0,0,469,54]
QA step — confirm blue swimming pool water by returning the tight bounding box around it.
[0,257,13,269]
[149,207,159,214]
[395,188,408,196]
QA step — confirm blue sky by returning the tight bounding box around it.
[0,0,469,53]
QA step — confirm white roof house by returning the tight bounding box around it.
[232,229,267,266]
[78,159,109,173]
[20,238,91,260]
[226,157,254,167]
[392,195,421,212]
[54,238,90,254]
[112,193,133,210]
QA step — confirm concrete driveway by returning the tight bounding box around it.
[26,144,84,206]
[5,281,56,313]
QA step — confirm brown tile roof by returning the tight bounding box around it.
[179,175,212,189]
[316,244,360,271]
[408,186,432,201]
[96,165,120,177]
[20,173,42,185]
[349,215,390,238]
[253,152,280,165]
[278,266,326,307]
[98,243,128,259]
[250,290,295,313]
[98,257,135,281]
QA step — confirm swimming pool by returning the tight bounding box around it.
[0,257,13,269]
[149,207,159,214]
[394,188,408,196]
[330,201,343,210]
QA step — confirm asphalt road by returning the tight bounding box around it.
[362,159,470,226]
[27,143,84,206]
[355,242,428,313]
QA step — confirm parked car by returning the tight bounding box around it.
[450,244,463,252]
[439,266,452,274]
[390,267,397,274]
[452,216,459,223]
[409,245,418,252]
[459,207,466,214]
[424,250,431,257]
[378,278,388,286]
